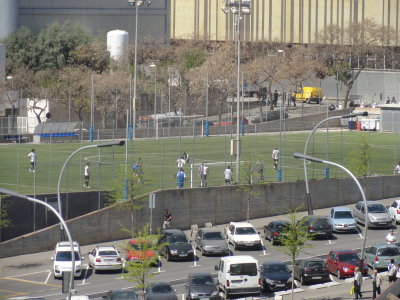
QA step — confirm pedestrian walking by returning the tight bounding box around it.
[224,165,232,185]
[176,168,186,189]
[395,162,400,174]
[28,149,36,172]
[273,90,279,107]
[83,163,90,188]
[353,267,363,299]
[163,209,172,229]
[386,229,396,244]
[272,147,280,170]
[388,259,398,283]
[291,91,297,107]
[372,268,382,299]
[198,162,209,187]
[176,156,186,169]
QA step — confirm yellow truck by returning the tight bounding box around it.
[295,87,323,104]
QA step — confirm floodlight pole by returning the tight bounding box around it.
[0,188,75,300]
[302,112,368,215]
[57,141,125,222]
[293,153,369,265]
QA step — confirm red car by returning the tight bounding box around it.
[326,250,368,279]
[126,239,157,262]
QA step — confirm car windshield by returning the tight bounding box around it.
[368,204,387,213]
[230,263,258,276]
[265,264,289,274]
[99,250,118,256]
[235,227,257,235]
[56,251,80,261]
[191,275,214,285]
[111,291,138,300]
[334,211,353,219]
[203,232,224,240]
[151,284,173,293]
[338,252,360,262]
[311,218,330,226]
[305,261,325,268]
[168,235,188,244]
[378,247,400,256]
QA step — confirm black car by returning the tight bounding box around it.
[301,215,333,239]
[185,272,219,300]
[145,282,178,300]
[293,258,330,285]
[264,220,289,245]
[158,229,194,261]
[103,290,139,300]
[260,262,292,292]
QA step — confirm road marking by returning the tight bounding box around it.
[0,289,28,297]
[274,288,304,296]
[44,271,51,284]
[259,252,272,256]
[261,240,267,255]
[329,274,337,282]
[0,277,61,287]
[81,264,90,285]
[326,240,336,245]
[308,281,341,289]
[7,270,51,278]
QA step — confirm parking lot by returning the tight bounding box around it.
[0,197,398,299]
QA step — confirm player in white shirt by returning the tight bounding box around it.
[28,149,36,172]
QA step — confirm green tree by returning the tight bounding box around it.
[0,199,12,232]
[69,41,110,73]
[123,224,166,298]
[348,133,374,178]
[277,209,313,300]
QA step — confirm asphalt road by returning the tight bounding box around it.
[1,197,399,300]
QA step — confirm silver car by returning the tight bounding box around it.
[353,201,392,228]
[194,228,229,256]
[329,207,357,232]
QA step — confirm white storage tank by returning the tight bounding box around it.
[107,30,129,61]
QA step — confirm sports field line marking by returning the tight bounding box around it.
[1,277,61,287]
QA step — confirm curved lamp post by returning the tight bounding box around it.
[294,152,369,265]
[303,111,368,215]
[57,141,125,220]
[0,188,75,299]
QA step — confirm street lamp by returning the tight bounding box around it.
[128,0,151,140]
[0,188,76,299]
[302,111,368,215]
[57,141,125,221]
[221,0,251,183]
[149,62,158,139]
[293,152,369,266]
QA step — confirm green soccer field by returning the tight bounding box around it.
[0,129,399,195]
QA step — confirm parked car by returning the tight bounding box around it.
[301,215,333,239]
[125,238,157,263]
[260,262,292,292]
[225,222,261,250]
[88,246,122,273]
[145,282,178,300]
[103,290,139,300]
[263,220,289,245]
[353,201,392,228]
[329,207,357,233]
[184,272,219,300]
[364,244,400,271]
[326,250,368,279]
[194,228,229,256]
[388,200,400,224]
[158,229,194,261]
[51,241,83,279]
[293,258,330,285]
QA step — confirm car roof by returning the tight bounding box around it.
[56,241,79,247]
[269,220,289,225]
[304,215,329,220]
[357,200,383,205]
[332,206,352,212]
[162,229,185,235]
[262,262,287,266]
[229,222,255,227]
[331,249,357,254]
[221,255,258,263]
[199,228,223,233]
[189,271,213,277]
[96,246,116,251]
[372,243,399,248]
[148,281,172,288]
[301,257,325,262]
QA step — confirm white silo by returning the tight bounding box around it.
[107,30,129,61]
[0,0,19,39]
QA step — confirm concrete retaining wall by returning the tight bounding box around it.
[1,175,399,258]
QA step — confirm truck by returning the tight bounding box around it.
[295,87,323,104]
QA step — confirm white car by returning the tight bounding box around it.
[388,200,400,224]
[88,246,123,273]
[52,241,83,279]
[225,222,261,250]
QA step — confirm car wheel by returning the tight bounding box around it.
[233,242,238,250]
[94,267,98,274]
[262,280,270,292]
[201,248,205,256]
[271,237,276,245]
[167,252,171,261]
[337,269,342,279]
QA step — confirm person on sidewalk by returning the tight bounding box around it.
[353,267,363,299]
[386,229,396,244]
[163,209,172,229]
[372,268,382,299]
[388,259,398,283]
[84,163,90,188]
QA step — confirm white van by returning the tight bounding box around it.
[51,241,83,279]
[215,255,260,298]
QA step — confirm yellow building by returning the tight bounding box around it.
[170,0,400,44]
